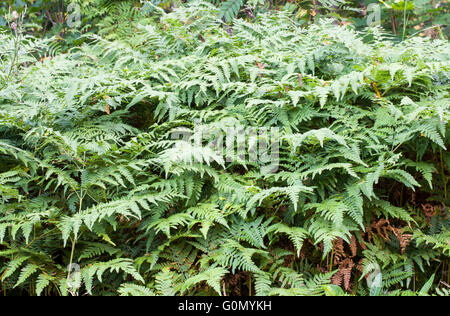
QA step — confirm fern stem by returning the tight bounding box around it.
[440,149,447,203]
[447,259,450,285]
[25,228,57,248]
[402,0,409,40]
[329,247,334,273]
[66,192,84,294]
[248,272,252,296]
[67,237,77,287]
[6,28,20,82]
[0,267,8,283]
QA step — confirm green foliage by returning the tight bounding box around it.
[0,2,448,296]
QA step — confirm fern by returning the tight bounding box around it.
[0,2,448,296]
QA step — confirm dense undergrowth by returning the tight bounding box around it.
[0,2,449,296]
[1,1,449,40]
